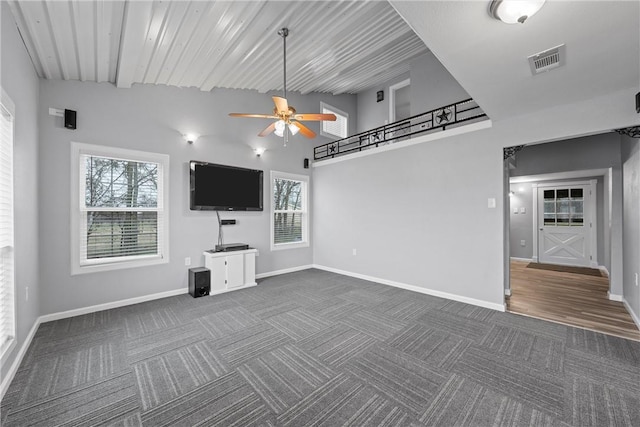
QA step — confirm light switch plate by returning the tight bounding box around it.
[513,208,518,214]
[488,198,496,208]
[520,207,526,214]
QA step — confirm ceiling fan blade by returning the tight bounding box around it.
[273,96,289,114]
[258,122,276,137]
[293,113,337,121]
[229,113,278,119]
[293,121,316,138]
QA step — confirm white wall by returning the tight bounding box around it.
[37,80,356,315]
[312,87,638,310]
[0,2,41,384]
[621,135,640,325]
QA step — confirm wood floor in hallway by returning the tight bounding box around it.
[507,260,640,341]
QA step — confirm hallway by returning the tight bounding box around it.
[508,260,640,341]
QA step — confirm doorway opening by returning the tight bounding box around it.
[389,79,410,123]
[503,139,640,340]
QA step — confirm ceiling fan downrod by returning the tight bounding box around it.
[278,27,288,100]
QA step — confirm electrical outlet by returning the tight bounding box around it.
[520,207,526,214]
[352,249,357,256]
[25,286,29,302]
[185,257,191,266]
[513,208,518,214]
[520,240,526,247]
[488,198,496,208]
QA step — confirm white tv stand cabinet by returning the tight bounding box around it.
[203,248,257,295]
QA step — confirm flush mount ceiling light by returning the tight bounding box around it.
[489,0,546,24]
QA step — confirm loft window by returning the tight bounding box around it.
[320,102,348,139]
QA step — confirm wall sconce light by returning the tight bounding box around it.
[254,147,266,157]
[489,0,546,24]
[183,133,198,144]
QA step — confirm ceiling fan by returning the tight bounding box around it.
[229,28,336,145]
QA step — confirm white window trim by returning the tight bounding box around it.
[70,142,170,275]
[270,170,309,251]
[320,102,348,139]
[0,87,16,361]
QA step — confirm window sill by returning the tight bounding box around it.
[271,241,310,252]
[71,255,168,275]
[0,337,16,362]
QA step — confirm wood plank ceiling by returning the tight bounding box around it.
[7,0,429,95]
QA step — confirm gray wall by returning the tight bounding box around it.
[313,82,637,309]
[0,2,41,383]
[621,135,640,325]
[37,80,356,315]
[409,52,470,116]
[356,73,409,133]
[355,52,470,133]
[510,133,624,295]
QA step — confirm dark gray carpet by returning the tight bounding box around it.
[2,268,639,426]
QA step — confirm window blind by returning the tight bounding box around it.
[322,105,348,138]
[272,176,307,246]
[0,101,15,357]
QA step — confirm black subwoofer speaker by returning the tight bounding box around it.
[188,267,210,298]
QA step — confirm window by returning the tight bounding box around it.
[271,171,309,250]
[543,188,584,226]
[1,90,16,359]
[320,102,348,139]
[71,143,169,274]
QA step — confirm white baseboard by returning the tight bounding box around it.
[39,288,187,323]
[312,264,505,312]
[2,288,187,400]
[608,292,623,302]
[504,288,512,296]
[510,257,532,263]
[1,317,40,400]
[622,297,640,330]
[255,264,313,279]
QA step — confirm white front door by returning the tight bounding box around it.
[537,185,592,267]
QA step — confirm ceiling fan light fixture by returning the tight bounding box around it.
[289,123,300,136]
[274,119,286,137]
[489,0,545,24]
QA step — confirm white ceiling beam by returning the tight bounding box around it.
[116,0,153,88]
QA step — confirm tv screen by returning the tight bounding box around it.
[190,161,263,211]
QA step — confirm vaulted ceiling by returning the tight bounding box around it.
[7,0,428,95]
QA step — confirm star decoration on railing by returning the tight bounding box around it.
[435,108,452,125]
[615,126,640,138]
[329,144,337,153]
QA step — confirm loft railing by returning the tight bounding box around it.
[314,98,487,161]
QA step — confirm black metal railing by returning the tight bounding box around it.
[314,98,488,161]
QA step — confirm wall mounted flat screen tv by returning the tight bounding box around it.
[190,161,263,211]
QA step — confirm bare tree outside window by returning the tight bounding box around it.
[273,178,302,244]
[84,156,158,259]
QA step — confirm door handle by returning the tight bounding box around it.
[539,228,544,231]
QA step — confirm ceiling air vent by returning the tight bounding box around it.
[528,44,565,75]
